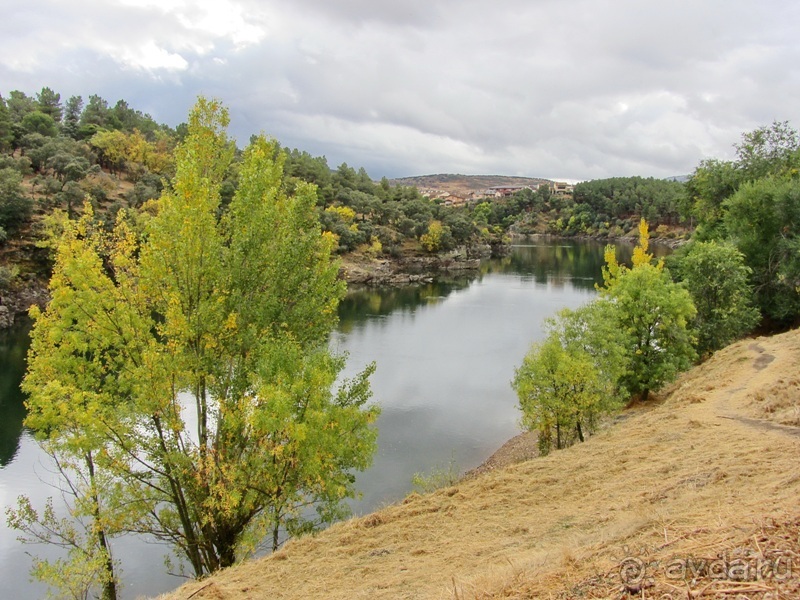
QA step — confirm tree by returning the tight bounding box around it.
[16,99,379,593]
[62,96,84,139]
[734,120,800,180]
[513,337,593,454]
[80,94,113,128]
[36,87,63,123]
[513,301,627,454]
[7,439,127,600]
[420,219,445,252]
[0,167,33,235]
[21,110,58,138]
[724,175,800,326]
[0,95,13,151]
[89,129,128,174]
[684,158,740,239]
[686,122,800,242]
[473,202,492,226]
[600,221,697,400]
[6,90,36,123]
[571,176,685,229]
[668,241,759,355]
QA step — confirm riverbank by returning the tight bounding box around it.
[0,230,679,329]
[511,230,689,249]
[159,328,800,600]
[338,244,492,286]
[338,231,685,288]
[0,276,48,329]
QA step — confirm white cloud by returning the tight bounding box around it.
[114,41,189,71]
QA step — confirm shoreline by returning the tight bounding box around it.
[0,277,48,329]
[0,233,684,328]
[462,429,539,479]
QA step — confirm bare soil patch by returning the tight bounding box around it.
[464,430,539,478]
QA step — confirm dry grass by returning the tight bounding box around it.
[156,330,800,600]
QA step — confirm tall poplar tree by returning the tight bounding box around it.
[13,98,379,596]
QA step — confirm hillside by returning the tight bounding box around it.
[389,174,553,196]
[158,330,800,600]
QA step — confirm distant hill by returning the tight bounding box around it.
[665,174,691,183]
[389,174,553,196]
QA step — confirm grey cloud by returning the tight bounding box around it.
[2,0,799,180]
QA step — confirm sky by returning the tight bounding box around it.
[2,0,799,182]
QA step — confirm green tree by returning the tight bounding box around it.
[734,120,800,180]
[724,175,800,326]
[686,122,800,242]
[80,94,113,128]
[16,99,379,593]
[513,329,618,455]
[513,299,628,455]
[607,264,696,400]
[7,444,126,600]
[21,110,58,137]
[473,202,492,226]
[36,87,63,122]
[669,241,760,355]
[684,158,741,239]
[6,90,36,123]
[600,224,697,400]
[0,95,13,151]
[0,167,33,235]
[62,96,84,139]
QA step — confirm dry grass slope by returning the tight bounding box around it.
[157,330,800,600]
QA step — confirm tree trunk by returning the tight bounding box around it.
[216,528,237,569]
[576,420,584,443]
[85,452,118,600]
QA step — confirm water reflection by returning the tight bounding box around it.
[334,242,607,515]
[493,240,617,288]
[338,280,470,334]
[490,237,659,287]
[0,320,30,466]
[338,239,643,334]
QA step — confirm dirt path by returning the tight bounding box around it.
[159,331,800,600]
[706,341,800,438]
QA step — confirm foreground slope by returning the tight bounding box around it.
[159,330,800,599]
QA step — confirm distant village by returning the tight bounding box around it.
[419,181,575,207]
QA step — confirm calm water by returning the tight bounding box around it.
[0,239,639,599]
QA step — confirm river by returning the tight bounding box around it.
[0,239,642,599]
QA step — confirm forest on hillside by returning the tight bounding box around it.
[0,87,798,331]
[0,87,691,278]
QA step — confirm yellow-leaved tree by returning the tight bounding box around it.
[599,219,697,400]
[10,98,379,598]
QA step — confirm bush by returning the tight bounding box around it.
[0,167,33,233]
[0,264,19,290]
[411,455,460,493]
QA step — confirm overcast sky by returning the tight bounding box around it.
[2,0,799,181]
